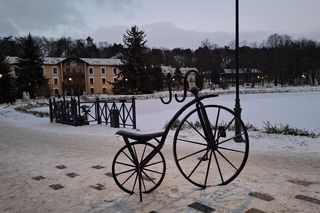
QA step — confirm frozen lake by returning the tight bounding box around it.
[136,91,320,133]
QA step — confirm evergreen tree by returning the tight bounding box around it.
[0,55,17,103]
[114,26,151,94]
[15,33,47,99]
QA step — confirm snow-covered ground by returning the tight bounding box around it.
[0,87,319,213]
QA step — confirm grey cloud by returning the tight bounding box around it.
[92,25,127,44]
[91,22,282,49]
[92,0,140,12]
[0,0,84,36]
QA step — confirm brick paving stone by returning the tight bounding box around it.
[56,165,66,169]
[249,192,275,201]
[188,202,215,213]
[66,172,79,178]
[32,175,45,181]
[49,184,64,190]
[92,165,105,169]
[288,179,314,186]
[91,183,105,191]
[245,208,267,213]
[295,195,320,205]
[105,172,113,177]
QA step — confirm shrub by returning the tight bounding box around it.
[263,121,318,138]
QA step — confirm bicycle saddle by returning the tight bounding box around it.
[116,130,165,141]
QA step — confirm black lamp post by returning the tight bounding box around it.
[234,0,243,141]
[0,74,3,103]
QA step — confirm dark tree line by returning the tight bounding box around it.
[1,32,320,99]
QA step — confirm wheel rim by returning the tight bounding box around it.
[173,105,249,188]
[112,142,166,194]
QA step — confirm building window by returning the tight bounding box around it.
[90,88,94,94]
[88,67,94,75]
[53,78,59,85]
[113,68,117,75]
[113,78,118,83]
[89,77,94,84]
[52,66,58,75]
[101,67,106,75]
[101,77,106,84]
[54,88,59,95]
[102,87,107,94]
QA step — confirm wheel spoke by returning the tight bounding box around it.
[115,168,136,176]
[132,172,139,193]
[204,150,213,186]
[188,149,209,178]
[225,117,235,131]
[213,151,224,183]
[122,150,135,164]
[140,144,147,163]
[177,138,207,146]
[178,147,207,162]
[216,150,238,170]
[141,173,147,192]
[145,160,164,167]
[143,167,163,175]
[132,144,138,163]
[213,107,221,140]
[186,120,206,141]
[218,146,245,154]
[217,132,245,145]
[142,170,157,185]
[115,161,135,168]
[122,170,136,186]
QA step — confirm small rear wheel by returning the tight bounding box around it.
[112,142,166,195]
[173,104,249,188]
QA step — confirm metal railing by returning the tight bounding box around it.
[49,96,136,128]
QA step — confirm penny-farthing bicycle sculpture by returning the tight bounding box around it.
[112,70,249,201]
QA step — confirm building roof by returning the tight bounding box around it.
[161,65,198,75]
[221,68,262,74]
[6,56,122,66]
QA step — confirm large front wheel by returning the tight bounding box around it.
[173,105,249,188]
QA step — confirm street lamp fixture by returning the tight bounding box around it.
[68,77,72,82]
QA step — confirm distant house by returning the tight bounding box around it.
[220,68,262,86]
[7,56,122,96]
[160,66,211,89]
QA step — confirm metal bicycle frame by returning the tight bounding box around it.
[123,94,219,169]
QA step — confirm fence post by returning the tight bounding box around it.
[49,98,53,122]
[96,97,101,124]
[132,97,136,129]
[122,101,126,128]
[71,98,77,125]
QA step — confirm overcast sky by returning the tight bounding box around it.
[1,0,319,49]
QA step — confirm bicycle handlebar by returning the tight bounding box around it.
[160,70,203,104]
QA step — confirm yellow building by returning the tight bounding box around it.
[8,56,122,96]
